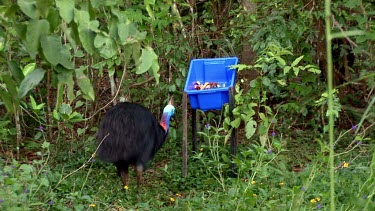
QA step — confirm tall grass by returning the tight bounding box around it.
[325,1,368,210]
[324,0,336,210]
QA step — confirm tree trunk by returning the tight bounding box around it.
[240,0,258,90]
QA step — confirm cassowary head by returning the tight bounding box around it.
[160,98,175,132]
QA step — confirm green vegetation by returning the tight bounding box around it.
[0,0,374,210]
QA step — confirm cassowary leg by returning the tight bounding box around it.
[135,164,144,186]
[115,162,129,186]
[120,169,129,186]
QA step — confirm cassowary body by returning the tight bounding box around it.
[96,100,175,186]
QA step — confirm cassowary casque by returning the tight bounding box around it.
[96,99,175,186]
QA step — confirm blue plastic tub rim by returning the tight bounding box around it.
[183,57,239,93]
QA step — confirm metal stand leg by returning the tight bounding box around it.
[182,92,188,177]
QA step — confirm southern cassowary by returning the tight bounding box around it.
[96,99,175,186]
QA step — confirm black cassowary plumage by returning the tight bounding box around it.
[96,100,175,186]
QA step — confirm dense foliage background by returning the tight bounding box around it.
[0,0,374,210]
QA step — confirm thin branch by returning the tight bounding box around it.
[331,15,363,48]
[86,64,127,120]
[49,133,109,192]
[345,122,375,151]
[128,70,166,88]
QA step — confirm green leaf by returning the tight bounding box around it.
[29,95,44,110]
[53,109,60,120]
[60,25,77,50]
[0,37,4,52]
[46,5,60,30]
[119,22,141,45]
[277,79,286,86]
[56,83,64,108]
[25,19,50,59]
[75,100,84,109]
[40,177,49,187]
[245,120,257,139]
[279,48,293,56]
[77,128,86,136]
[221,154,229,162]
[259,113,269,127]
[23,63,36,76]
[59,103,72,115]
[273,141,282,151]
[118,22,130,44]
[132,42,141,63]
[224,128,232,144]
[344,0,360,9]
[94,34,117,59]
[17,0,38,19]
[135,31,147,41]
[151,57,160,84]
[36,0,52,18]
[57,70,75,104]
[56,0,74,23]
[274,56,286,66]
[68,113,83,121]
[90,0,117,8]
[8,61,24,84]
[42,141,50,149]
[230,118,241,128]
[308,68,321,74]
[19,164,33,173]
[145,0,156,4]
[168,84,176,92]
[283,66,291,75]
[0,120,10,128]
[293,67,300,76]
[90,0,103,8]
[75,67,95,101]
[267,51,274,57]
[40,35,73,69]
[144,0,155,20]
[3,75,18,99]
[249,79,257,88]
[231,64,251,71]
[259,134,267,147]
[262,77,271,86]
[18,68,46,99]
[136,47,157,74]
[0,89,14,113]
[74,9,98,55]
[291,55,304,67]
[0,75,20,113]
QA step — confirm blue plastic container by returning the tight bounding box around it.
[184,57,238,111]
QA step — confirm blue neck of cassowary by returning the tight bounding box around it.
[160,105,175,133]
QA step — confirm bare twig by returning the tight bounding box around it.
[49,133,109,192]
[87,64,127,120]
[128,70,167,88]
[171,0,187,38]
[331,15,358,48]
[345,122,375,150]
[334,161,345,170]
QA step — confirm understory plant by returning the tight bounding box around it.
[229,43,323,144]
[186,108,374,210]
